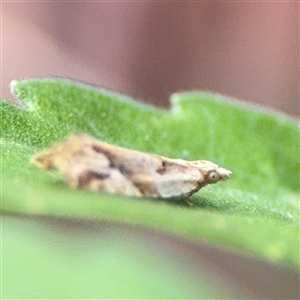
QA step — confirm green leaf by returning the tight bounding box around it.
[1,76,299,278]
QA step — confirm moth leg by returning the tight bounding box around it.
[183,197,194,207]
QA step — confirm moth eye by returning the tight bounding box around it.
[208,171,219,183]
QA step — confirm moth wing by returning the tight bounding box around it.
[132,172,199,198]
[60,152,112,187]
[99,169,143,197]
[154,172,199,198]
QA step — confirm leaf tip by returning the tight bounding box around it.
[10,79,19,91]
[9,80,21,100]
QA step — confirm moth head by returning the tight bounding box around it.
[208,170,220,183]
[192,160,232,184]
[207,167,231,183]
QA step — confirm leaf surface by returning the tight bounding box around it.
[1,77,299,271]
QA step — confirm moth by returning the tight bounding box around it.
[31,133,231,199]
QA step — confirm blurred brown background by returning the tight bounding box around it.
[2,2,299,299]
[2,1,299,116]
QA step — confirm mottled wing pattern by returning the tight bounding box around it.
[31,133,231,199]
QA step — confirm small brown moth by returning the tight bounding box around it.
[31,133,231,199]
